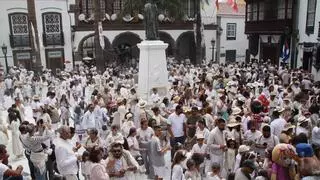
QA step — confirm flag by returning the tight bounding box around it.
[227,0,234,6]
[98,22,105,49]
[216,0,219,10]
[31,22,38,52]
[281,39,290,63]
[233,0,239,12]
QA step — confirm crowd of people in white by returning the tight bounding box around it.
[1,60,320,180]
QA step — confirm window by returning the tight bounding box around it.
[226,23,236,40]
[10,13,29,35]
[112,0,125,14]
[42,13,63,46]
[9,13,30,47]
[246,3,252,21]
[226,50,237,63]
[246,2,258,21]
[252,3,258,21]
[287,0,293,19]
[258,2,264,20]
[184,0,195,18]
[306,0,317,35]
[277,0,285,19]
[43,13,61,35]
[80,0,93,17]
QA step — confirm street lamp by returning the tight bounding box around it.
[211,39,215,63]
[1,43,8,74]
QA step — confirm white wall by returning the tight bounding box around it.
[0,0,28,72]
[202,0,217,25]
[219,15,247,64]
[35,0,73,69]
[296,0,320,79]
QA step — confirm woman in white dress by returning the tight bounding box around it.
[8,111,24,158]
[171,151,187,180]
[40,77,48,100]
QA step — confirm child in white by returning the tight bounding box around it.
[191,133,209,177]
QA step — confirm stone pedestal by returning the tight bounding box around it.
[137,40,169,103]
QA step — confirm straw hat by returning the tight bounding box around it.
[138,100,147,108]
[227,119,241,127]
[238,145,250,153]
[196,133,204,139]
[298,116,309,125]
[232,107,242,115]
[283,123,295,131]
[33,95,40,100]
[274,106,285,113]
[173,96,180,103]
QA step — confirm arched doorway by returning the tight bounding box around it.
[112,32,142,67]
[159,31,175,57]
[176,31,196,64]
[77,33,113,66]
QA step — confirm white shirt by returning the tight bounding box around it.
[0,163,8,180]
[54,137,79,175]
[82,111,97,130]
[168,112,186,137]
[244,130,262,142]
[127,136,140,157]
[270,118,286,137]
[137,127,154,144]
[312,127,320,146]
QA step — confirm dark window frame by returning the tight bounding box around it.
[306,0,317,35]
[8,13,30,48]
[226,23,237,40]
[225,49,237,62]
[42,12,64,46]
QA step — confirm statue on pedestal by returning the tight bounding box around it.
[144,0,159,40]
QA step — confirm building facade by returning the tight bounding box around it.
[295,0,320,79]
[217,1,248,64]
[68,0,218,68]
[0,0,73,72]
[244,0,294,66]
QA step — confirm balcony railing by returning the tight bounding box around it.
[43,32,64,46]
[318,22,320,38]
[9,34,31,48]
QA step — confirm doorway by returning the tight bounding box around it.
[260,43,280,65]
[45,49,64,73]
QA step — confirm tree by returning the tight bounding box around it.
[123,0,209,64]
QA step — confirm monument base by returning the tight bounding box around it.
[137,40,169,103]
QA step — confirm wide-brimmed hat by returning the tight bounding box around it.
[33,95,40,100]
[270,91,277,96]
[227,119,241,127]
[173,96,180,103]
[196,133,204,139]
[283,123,295,131]
[232,107,242,115]
[298,116,309,125]
[138,100,147,108]
[238,145,250,153]
[274,106,285,113]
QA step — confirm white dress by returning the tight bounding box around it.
[10,120,24,156]
[0,123,8,146]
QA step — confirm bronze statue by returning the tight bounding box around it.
[144,0,159,40]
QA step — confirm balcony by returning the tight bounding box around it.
[245,19,292,34]
[9,34,31,48]
[318,22,320,38]
[43,32,64,46]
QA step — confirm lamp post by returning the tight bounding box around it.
[211,39,215,63]
[1,44,8,74]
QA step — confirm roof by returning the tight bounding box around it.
[217,2,246,16]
